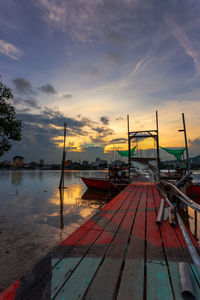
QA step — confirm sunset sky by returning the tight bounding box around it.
[1,0,200,163]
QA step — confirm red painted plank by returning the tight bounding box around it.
[0,279,20,300]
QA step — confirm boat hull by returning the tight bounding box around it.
[186,185,200,204]
[81,177,127,191]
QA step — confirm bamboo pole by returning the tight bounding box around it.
[59,122,67,189]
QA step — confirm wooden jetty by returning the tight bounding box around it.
[1,181,200,300]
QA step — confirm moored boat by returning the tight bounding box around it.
[186,184,200,204]
[81,176,127,191]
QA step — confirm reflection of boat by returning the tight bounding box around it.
[186,184,200,204]
[81,188,116,201]
[81,177,127,191]
[76,188,116,208]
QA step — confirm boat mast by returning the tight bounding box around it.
[178,113,189,171]
[59,122,67,189]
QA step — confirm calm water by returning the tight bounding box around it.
[0,170,111,242]
[0,170,117,290]
[0,169,199,241]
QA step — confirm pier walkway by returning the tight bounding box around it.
[1,182,200,300]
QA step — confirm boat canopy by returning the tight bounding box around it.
[161,147,185,161]
[117,146,136,157]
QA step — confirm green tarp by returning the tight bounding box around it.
[161,147,185,161]
[117,146,136,157]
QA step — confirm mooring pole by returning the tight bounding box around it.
[178,113,189,171]
[59,122,67,189]
[156,111,161,182]
[127,114,131,180]
[182,113,189,171]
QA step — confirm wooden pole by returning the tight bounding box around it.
[59,122,67,188]
[156,111,161,182]
[127,115,131,180]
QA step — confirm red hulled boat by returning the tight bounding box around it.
[81,177,127,191]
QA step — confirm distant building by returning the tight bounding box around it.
[82,160,89,167]
[39,159,44,167]
[0,160,11,168]
[12,156,24,168]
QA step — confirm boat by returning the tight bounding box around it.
[186,184,200,204]
[81,176,128,191]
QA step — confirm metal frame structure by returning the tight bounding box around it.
[178,113,190,171]
[127,111,160,181]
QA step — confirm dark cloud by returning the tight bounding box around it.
[100,116,109,125]
[39,84,57,94]
[92,127,105,134]
[92,127,113,136]
[1,108,99,162]
[23,98,41,109]
[115,117,124,121]
[12,78,33,94]
[63,94,72,99]
[12,96,41,109]
[110,138,127,144]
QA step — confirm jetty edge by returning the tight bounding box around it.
[0,181,200,300]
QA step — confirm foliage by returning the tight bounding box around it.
[0,80,22,156]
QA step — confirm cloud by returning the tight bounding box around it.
[23,98,41,109]
[39,83,57,94]
[110,138,127,144]
[165,15,200,74]
[92,126,113,135]
[0,39,23,60]
[1,106,116,162]
[36,0,147,43]
[63,94,72,99]
[115,117,124,121]
[100,116,109,125]
[12,78,33,94]
[104,30,126,45]
[13,96,41,109]
[189,137,200,156]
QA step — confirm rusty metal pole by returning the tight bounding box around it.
[182,113,189,171]
[178,113,190,171]
[127,115,131,180]
[156,111,161,182]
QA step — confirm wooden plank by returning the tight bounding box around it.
[54,184,141,300]
[146,183,174,300]
[151,183,184,299]
[15,187,133,299]
[117,183,147,300]
[84,184,142,300]
[153,183,200,297]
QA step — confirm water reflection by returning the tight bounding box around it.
[0,170,109,240]
[11,171,23,186]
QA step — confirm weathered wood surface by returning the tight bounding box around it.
[1,182,200,300]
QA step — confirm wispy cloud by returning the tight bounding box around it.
[165,15,200,74]
[37,0,148,43]
[0,39,23,60]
